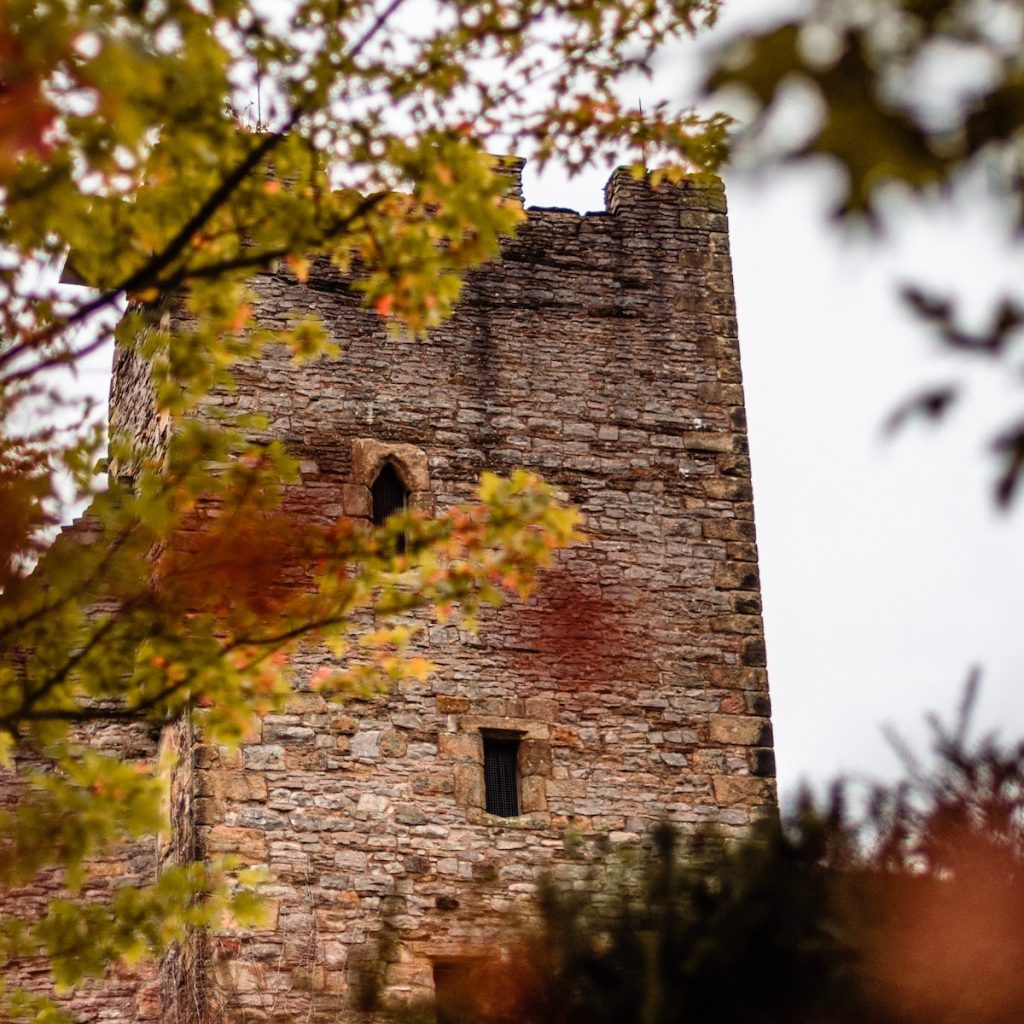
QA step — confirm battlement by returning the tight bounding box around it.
[494,156,728,222]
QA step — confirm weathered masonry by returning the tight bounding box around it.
[118,163,773,1021]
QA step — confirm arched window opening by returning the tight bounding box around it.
[371,462,409,553]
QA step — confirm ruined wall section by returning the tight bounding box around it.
[108,311,173,483]
[0,516,161,1024]
[156,169,775,1020]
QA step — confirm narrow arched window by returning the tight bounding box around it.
[371,462,409,553]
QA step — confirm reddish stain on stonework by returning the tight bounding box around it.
[507,567,650,692]
[159,508,312,620]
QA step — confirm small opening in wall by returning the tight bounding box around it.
[432,959,486,1024]
[370,461,409,554]
[482,733,521,817]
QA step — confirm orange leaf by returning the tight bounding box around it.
[285,254,310,283]
[229,303,252,334]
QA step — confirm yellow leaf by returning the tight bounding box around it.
[285,254,310,283]
[404,656,435,681]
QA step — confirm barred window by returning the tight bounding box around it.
[482,735,520,817]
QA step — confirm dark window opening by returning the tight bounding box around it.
[433,960,486,1024]
[370,462,409,554]
[483,735,520,817]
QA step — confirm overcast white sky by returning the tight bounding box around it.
[66,0,1024,806]
[525,0,1024,805]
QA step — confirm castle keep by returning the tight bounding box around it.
[41,164,776,1021]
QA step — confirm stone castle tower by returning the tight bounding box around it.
[104,163,774,1022]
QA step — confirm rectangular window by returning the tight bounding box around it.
[482,734,520,817]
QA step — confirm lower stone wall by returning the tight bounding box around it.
[0,737,160,1023]
[180,634,775,1022]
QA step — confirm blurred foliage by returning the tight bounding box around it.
[705,0,1024,504]
[377,682,1024,1024]
[0,0,748,1011]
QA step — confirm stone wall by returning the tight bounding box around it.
[148,166,776,1021]
[0,519,161,1022]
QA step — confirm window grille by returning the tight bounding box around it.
[370,462,408,553]
[483,735,520,817]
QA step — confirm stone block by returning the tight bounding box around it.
[712,775,776,808]
[356,792,390,817]
[284,746,328,770]
[242,745,285,771]
[732,500,756,522]
[263,721,316,743]
[705,666,769,690]
[380,730,408,757]
[718,454,751,477]
[709,614,764,635]
[351,438,429,490]
[730,592,762,615]
[709,714,771,747]
[520,740,552,776]
[453,765,484,808]
[335,849,368,870]
[438,732,480,759]
[552,725,581,748]
[412,771,454,795]
[702,478,752,502]
[750,748,776,778]
[523,697,559,721]
[741,638,767,667]
[748,692,772,717]
[463,714,548,740]
[341,483,371,517]
[213,959,261,994]
[85,859,126,880]
[702,519,756,542]
[682,431,735,454]
[436,695,470,714]
[719,694,745,715]
[395,803,426,826]
[350,730,381,758]
[726,541,759,563]
[205,826,268,863]
[520,775,548,812]
[284,693,328,715]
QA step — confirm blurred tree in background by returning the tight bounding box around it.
[705,0,1024,503]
